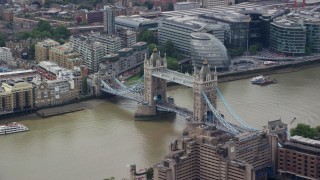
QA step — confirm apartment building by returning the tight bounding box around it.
[0,47,14,62]
[0,79,34,114]
[35,39,60,62]
[49,43,82,69]
[100,42,147,76]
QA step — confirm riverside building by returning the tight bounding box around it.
[278,136,320,180]
[158,16,224,56]
[154,124,278,180]
[190,32,230,70]
[0,79,34,115]
[270,17,306,56]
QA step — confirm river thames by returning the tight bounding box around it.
[0,67,320,180]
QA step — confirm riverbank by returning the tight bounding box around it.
[219,58,320,83]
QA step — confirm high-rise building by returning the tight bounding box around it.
[71,37,104,73]
[104,5,116,34]
[35,39,60,63]
[154,125,278,180]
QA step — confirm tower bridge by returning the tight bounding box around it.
[100,48,258,136]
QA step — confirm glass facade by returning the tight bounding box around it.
[305,22,320,54]
[270,20,306,56]
[190,32,230,70]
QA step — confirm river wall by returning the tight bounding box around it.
[219,58,320,82]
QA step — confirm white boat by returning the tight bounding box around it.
[0,122,29,135]
[251,75,265,84]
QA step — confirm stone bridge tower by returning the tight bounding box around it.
[135,48,167,117]
[193,60,217,122]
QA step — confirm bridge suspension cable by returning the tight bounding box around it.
[215,87,257,131]
[202,92,240,136]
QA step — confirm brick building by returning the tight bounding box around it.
[278,136,320,180]
[49,43,82,69]
[35,39,60,63]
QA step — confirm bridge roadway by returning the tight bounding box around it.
[156,102,193,118]
[151,69,194,88]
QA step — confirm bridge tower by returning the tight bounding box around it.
[135,48,167,117]
[193,60,217,122]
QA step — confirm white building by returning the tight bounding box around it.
[0,47,14,62]
[174,2,200,11]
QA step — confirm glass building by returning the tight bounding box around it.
[190,32,230,70]
[270,17,306,56]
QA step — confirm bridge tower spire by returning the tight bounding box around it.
[135,47,167,117]
[193,60,217,122]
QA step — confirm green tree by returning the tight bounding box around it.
[148,43,156,55]
[144,0,153,10]
[167,56,179,71]
[167,2,174,11]
[54,25,71,40]
[37,20,53,33]
[290,123,319,139]
[20,31,32,39]
[249,45,258,55]
[146,167,154,180]
[0,33,5,47]
[29,43,36,59]
[82,77,88,95]
[165,40,174,56]
[138,30,155,44]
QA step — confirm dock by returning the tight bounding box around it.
[36,103,86,118]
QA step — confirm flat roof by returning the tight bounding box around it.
[0,69,36,76]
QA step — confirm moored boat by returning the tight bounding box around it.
[251,75,265,84]
[0,122,29,135]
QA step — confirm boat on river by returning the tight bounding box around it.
[0,122,29,135]
[251,75,277,86]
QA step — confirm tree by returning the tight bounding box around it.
[82,77,88,95]
[37,20,53,33]
[167,2,174,11]
[138,30,155,44]
[54,25,71,40]
[146,167,154,180]
[20,31,32,39]
[144,0,153,10]
[290,123,319,139]
[165,40,174,56]
[0,33,5,47]
[148,43,156,55]
[249,45,258,55]
[29,43,36,59]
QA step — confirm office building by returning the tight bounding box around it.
[104,5,116,34]
[270,17,306,56]
[154,124,278,180]
[200,12,250,49]
[278,136,320,180]
[0,47,13,62]
[49,43,82,70]
[115,16,158,32]
[100,42,147,76]
[174,2,200,11]
[35,39,60,63]
[190,32,230,70]
[158,16,224,56]
[0,79,34,114]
